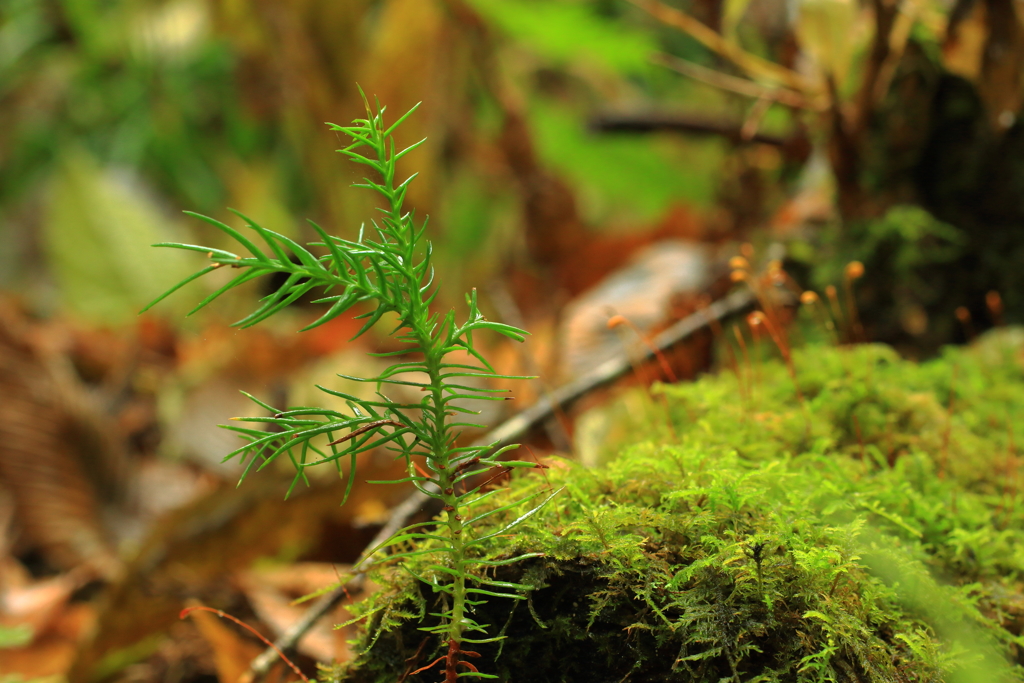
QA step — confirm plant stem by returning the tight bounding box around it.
[386,118,470,669]
[425,341,468,640]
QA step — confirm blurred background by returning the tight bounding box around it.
[1,0,1022,680]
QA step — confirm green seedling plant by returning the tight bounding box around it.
[144,94,559,681]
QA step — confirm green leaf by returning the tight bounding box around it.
[183,211,271,263]
[0,623,33,648]
[46,150,198,324]
[466,0,656,75]
[529,100,724,221]
[467,488,564,547]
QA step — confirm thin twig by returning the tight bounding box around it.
[651,53,812,110]
[487,282,574,454]
[247,287,756,677]
[741,95,774,142]
[872,0,922,105]
[629,0,811,93]
[181,604,310,683]
[249,490,433,677]
[590,110,789,147]
[485,288,756,450]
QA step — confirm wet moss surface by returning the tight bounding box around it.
[337,331,1024,683]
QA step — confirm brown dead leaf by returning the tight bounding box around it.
[236,563,363,664]
[67,468,405,682]
[0,502,96,680]
[944,0,1024,130]
[0,602,96,678]
[0,630,79,678]
[0,566,87,636]
[943,0,988,79]
[0,297,126,578]
[185,602,265,683]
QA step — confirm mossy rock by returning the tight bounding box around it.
[337,333,1024,683]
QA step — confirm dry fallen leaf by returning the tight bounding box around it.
[236,563,364,664]
[0,298,126,578]
[186,602,265,683]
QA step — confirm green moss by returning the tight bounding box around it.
[338,331,1024,682]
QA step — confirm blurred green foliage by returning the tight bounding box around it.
[467,0,657,74]
[1,0,282,321]
[530,100,724,221]
[46,150,197,323]
[0,0,260,211]
[792,205,972,353]
[0,0,789,324]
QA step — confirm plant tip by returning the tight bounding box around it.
[844,261,864,280]
[800,291,819,305]
[729,256,749,270]
[987,291,1004,315]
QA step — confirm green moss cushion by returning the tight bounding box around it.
[341,333,1024,683]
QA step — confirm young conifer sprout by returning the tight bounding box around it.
[143,92,559,681]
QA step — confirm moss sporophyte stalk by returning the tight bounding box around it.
[143,93,560,681]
